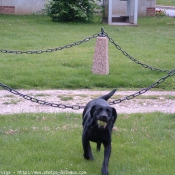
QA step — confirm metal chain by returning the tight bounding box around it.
[0,82,85,110]
[109,69,175,105]
[0,27,171,74]
[0,33,99,54]
[0,28,174,110]
[104,32,171,73]
[0,69,174,110]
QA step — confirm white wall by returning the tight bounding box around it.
[138,0,156,16]
[102,0,155,17]
[0,0,47,14]
[0,0,155,16]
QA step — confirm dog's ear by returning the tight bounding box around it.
[112,107,117,124]
[90,105,98,118]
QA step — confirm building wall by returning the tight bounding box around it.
[0,0,155,16]
[139,0,156,16]
[0,0,47,14]
[103,0,155,17]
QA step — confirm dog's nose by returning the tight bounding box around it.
[101,115,107,120]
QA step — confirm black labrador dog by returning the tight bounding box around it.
[82,89,117,175]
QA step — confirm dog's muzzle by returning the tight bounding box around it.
[97,120,107,128]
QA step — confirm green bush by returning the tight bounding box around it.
[46,0,101,22]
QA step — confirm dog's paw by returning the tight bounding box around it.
[83,154,94,160]
[89,155,94,160]
[101,167,109,175]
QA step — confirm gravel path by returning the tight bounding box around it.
[0,89,175,115]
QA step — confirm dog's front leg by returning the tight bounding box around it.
[101,143,111,175]
[82,138,94,160]
[97,142,101,151]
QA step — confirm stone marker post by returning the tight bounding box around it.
[92,28,109,75]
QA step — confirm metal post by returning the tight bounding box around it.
[134,0,138,24]
[108,0,112,25]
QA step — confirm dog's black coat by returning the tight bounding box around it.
[82,90,117,175]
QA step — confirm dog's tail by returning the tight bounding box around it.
[99,89,116,101]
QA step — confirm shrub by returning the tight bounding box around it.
[46,0,102,22]
[155,9,166,16]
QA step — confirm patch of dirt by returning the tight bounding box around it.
[0,89,175,114]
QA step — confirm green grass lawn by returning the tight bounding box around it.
[0,15,175,90]
[0,113,175,175]
[0,13,174,175]
[156,0,175,6]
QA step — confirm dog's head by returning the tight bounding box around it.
[90,105,117,129]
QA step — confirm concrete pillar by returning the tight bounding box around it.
[92,35,109,75]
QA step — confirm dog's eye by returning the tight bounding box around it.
[106,109,110,113]
[97,108,102,112]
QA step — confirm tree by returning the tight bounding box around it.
[46,0,101,22]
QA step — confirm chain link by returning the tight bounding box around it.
[0,28,174,110]
[0,33,99,54]
[104,32,171,73]
[0,82,85,110]
[0,69,174,110]
[0,28,172,74]
[109,69,175,105]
